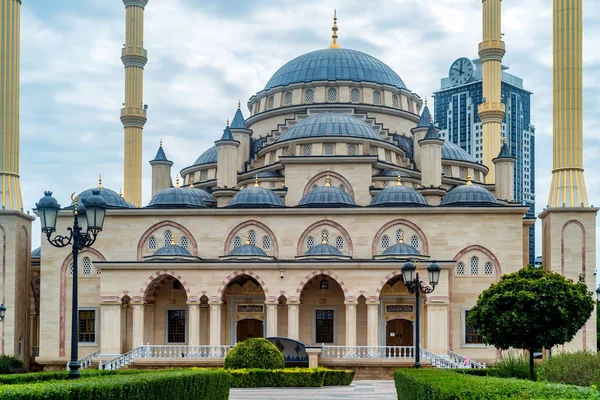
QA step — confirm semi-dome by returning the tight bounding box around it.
[263,48,407,91]
[370,182,427,207]
[442,141,476,163]
[277,112,383,143]
[298,184,356,208]
[147,187,207,209]
[31,247,41,258]
[70,187,135,209]
[440,182,499,207]
[227,186,285,208]
[193,146,217,166]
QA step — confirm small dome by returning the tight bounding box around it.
[382,242,421,257]
[370,184,427,207]
[298,185,356,208]
[228,244,268,257]
[71,187,135,209]
[147,187,206,209]
[440,183,499,207]
[193,188,217,204]
[263,48,407,92]
[193,146,217,166]
[228,186,284,208]
[376,169,410,178]
[276,112,383,143]
[31,247,41,258]
[305,243,343,257]
[153,244,192,257]
[442,141,476,163]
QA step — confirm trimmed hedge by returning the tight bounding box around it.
[229,368,326,388]
[0,369,231,400]
[224,338,285,370]
[0,369,147,385]
[323,369,354,386]
[454,368,490,377]
[540,351,600,387]
[0,356,23,374]
[394,369,600,399]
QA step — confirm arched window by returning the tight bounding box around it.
[327,88,337,102]
[347,144,358,156]
[373,90,381,105]
[282,147,289,156]
[148,236,157,250]
[320,229,329,244]
[82,257,92,276]
[164,230,173,246]
[324,143,335,156]
[411,235,420,250]
[459,167,467,180]
[369,145,377,155]
[381,181,389,188]
[284,92,292,106]
[180,236,189,250]
[268,96,274,109]
[262,236,271,250]
[269,181,276,189]
[392,94,399,108]
[304,89,314,104]
[470,256,479,275]
[233,236,242,248]
[306,236,315,250]
[335,236,344,250]
[442,166,451,176]
[269,152,275,164]
[351,88,360,103]
[253,102,260,114]
[302,144,312,156]
[395,229,404,244]
[455,262,465,276]
[339,184,346,192]
[200,170,208,181]
[248,229,257,246]
[381,235,390,249]
[484,261,494,276]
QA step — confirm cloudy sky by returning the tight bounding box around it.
[20,0,600,271]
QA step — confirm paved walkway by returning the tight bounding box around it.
[229,380,397,400]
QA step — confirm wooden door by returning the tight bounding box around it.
[386,319,413,346]
[237,319,264,342]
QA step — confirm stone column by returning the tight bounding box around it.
[366,301,380,350]
[306,348,322,368]
[209,301,222,347]
[425,301,449,355]
[100,302,122,356]
[131,302,145,347]
[344,301,358,353]
[287,301,301,340]
[188,302,200,346]
[265,301,278,338]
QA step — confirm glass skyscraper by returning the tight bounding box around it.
[434,58,536,265]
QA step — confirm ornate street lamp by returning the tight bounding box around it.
[36,190,106,379]
[402,260,440,368]
[0,304,6,322]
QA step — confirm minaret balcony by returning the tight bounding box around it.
[121,107,147,128]
[121,47,148,68]
[121,107,147,119]
[478,102,506,122]
[478,40,506,61]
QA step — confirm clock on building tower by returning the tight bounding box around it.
[449,57,474,86]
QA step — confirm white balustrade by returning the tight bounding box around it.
[447,349,486,369]
[420,348,462,368]
[321,345,415,359]
[68,349,100,371]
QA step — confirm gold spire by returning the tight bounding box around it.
[226,118,230,127]
[430,115,433,124]
[325,174,331,186]
[190,181,195,189]
[424,98,428,107]
[254,175,259,187]
[466,175,472,186]
[171,235,175,246]
[329,10,340,49]
[98,175,103,189]
[160,138,163,147]
[175,175,180,188]
[397,174,403,186]
[119,188,123,197]
[246,232,251,245]
[322,232,327,244]
[503,137,507,144]
[398,231,404,244]
[237,99,241,109]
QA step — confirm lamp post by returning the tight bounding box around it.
[36,190,106,379]
[401,260,441,368]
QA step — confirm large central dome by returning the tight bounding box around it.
[264,48,407,91]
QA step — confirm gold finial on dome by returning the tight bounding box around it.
[424,97,428,107]
[322,232,327,244]
[119,188,123,197]
[226,118,230,127]
[98,174,103,189]
[246,232,251,245]
[190,180,195,188]
[430,115,434,124]
[466,175,472,186]
[160,138,163,147]
[254,175,259,187]
[503,136,507,144]
[238,99,241,109]
[397,173,403,186]
[329,9,341,49]
[171,235,175,246]
[325,174,332,186]
[175,175,180,188]
[398,231,404,244]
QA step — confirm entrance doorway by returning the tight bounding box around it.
[386,319,413,347]
[237,319,264,342]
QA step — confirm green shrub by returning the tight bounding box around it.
[489,352,531,380]
[0,369,231,400]
[228,368,325,388]
[0,369,147,384]
[0,356,23,374]
[224,338,284,370]
[454,368,490,377]
[540,351,600,387]
[322,369,354,386]
[394,369,600,399]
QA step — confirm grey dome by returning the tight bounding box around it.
[153,244,192,257]
[193,188,217,204]
[370,185,427,207]
[31,247,41,258]
[440,184,499,207]
[71,187,135,209]
[147,187,207,209]
[193,146,217,166]
[442,141,476,163]
[228,187,285,208]
[276,112,383,143]
[382,243,421,257]
[298,185,356,208]
[305,243,343,257]
[228,244,268,257]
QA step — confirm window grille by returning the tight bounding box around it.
[180,236,189,250]
[269,152,275,164]
[465,310,484,344]
[327,88,337,102]
[411,235,420,249]
[269,181,276,189]
[339,185,346,192]
[470,256,479,275]
[69,262,73,276]
[96,268,101,276]
[395,229,404,243]
[306,236,315,250]
[282,147,289,156]
[284,91,292,105]
[311,184,318,191]
[369,145,377,155]
[324,143,334,156]
[347,144,357,156]
[385,150,391,162]
[82,257,92,276]
[248,229,257,245]
[460,168,467,180]
[381,235,390,249]
[167,310,186,343]
[304,89,314,103]
[233,236,242,248]
[484,262,494,275]
[351,88,360,103]
[164,230,173,246]
[78,310,96,343]
[148,236,157,250]
[392,94,398,108]
[381,181,389,188]
[321,230,329,244]
[200,170,208,181]
[373,90,381,105]
[335,236,344,250]
[456,262,465,275]
[315,310,335,343]
[302,145,312,156]
[262,236,271,250]
[268,96,274,109]
[442,166,451,176]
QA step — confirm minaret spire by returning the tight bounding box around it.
[121,0,149,207]
[0,0,24,211]
[329,10,340,49]
[478,0,506,184]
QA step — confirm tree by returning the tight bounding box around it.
[467,266,594,380]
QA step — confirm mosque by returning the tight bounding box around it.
[0,0,595,371]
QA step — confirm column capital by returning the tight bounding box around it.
[287,301,301,306]
[131,301,145,307]
[366,301,380,306]
[344,301,359,306]
[265,301,279,307]
[186,301,200,307]
[208,300,223,306]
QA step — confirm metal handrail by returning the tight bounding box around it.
[447,349,486,369]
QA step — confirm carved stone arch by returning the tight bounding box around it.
[138,270,194,302]
[371,219,429,257]
[375,270,403,298]
[352,290,376,302]
[195,290,214,302]
[297,220,354,256]
[223,220,279,257]
[452,245,501,277]
[303,170,355,199]
[274,290,292,301]
[216,270,270,301]
[294,269,349,301]
[561,220,586,276]
[137,220,198,261]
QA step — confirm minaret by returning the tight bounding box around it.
[215,120,239,189]
[149,140,173,197]
[478,0,505,184]
[411,99,431,170]
[121,0,149,207]
[0,0,24,211]
[230,101,252,173]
